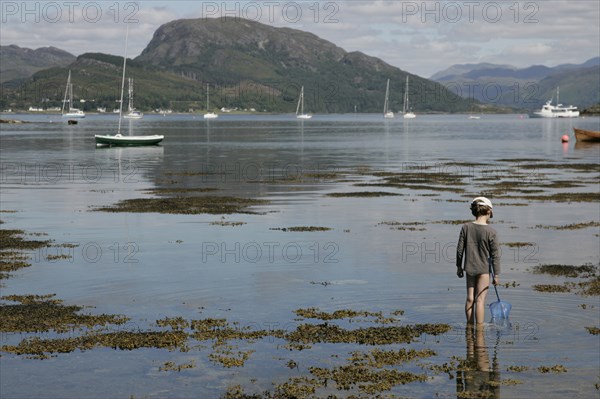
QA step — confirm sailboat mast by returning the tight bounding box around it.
[403,76,409,113]
[384,79,389,114]
[128,78,134,112]
[62,70,70,114]
[118,25,129,135]
[301,87,304,115]
[69,76,73,111]
[296,87,302,115]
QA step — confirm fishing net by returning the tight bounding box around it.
[489,296,511,320]
[489,263,511,322]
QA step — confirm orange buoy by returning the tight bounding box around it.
[561,135,569,143]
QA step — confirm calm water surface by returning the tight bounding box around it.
[1,113,599,398]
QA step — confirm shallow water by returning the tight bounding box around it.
[1,113,599,398]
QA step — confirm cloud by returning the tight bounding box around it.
[0,2,177,57]
[0,1,598,77]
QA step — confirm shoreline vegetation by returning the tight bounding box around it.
[2,156,599,397]
[4,102,600,123]
[3,104,599,118]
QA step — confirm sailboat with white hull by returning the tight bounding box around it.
[203,84,218,119]
[94,27,163,147]
[383,79,394,118]
[403,76,416,119]
[62,70,85,118]
[296,86,312,119]
[123,77,143,119]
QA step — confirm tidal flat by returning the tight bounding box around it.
[1,114,599,398]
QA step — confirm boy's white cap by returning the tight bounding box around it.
[472,196,493,209]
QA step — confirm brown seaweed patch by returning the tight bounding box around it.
[270,226,331,232]
[506,365,529,372]
[145,188,219,195]
[285,323,450,345]
[377,221,427,231]
[0,294,129,333]
[530,264,599,296]
[209,348,255,368]
[294,308,381,321]
[1,229,51,251]
[272,377,319,398]
[159,360,196,372]
[93,196,269,215]
[532,264,597,278]
[156,316,190,330]
[585,326,600,335]
[533,221,600,230]
[46,254,72,261]
[2,330,188,358]
[303,172,342,180]
[356,182,464,193]
[309,364,427,394]
[356,169,470,194]
[496,158,546,163]
[293,308,404,325]
[516,163,600,173]
[432,220,472,225]
[504,242,536,248]
[532,284,571,293]
[537,365,567,373]
[349,348,436,367]
[211,220,247,227]
[578,276,600,296]
[163,171,213,176]
[495,192,600,203]
[326,191,402,197]
[223,385,263,399]
[0,251,30,274]
[190,318,279,345]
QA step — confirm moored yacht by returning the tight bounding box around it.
[533,87,579,118]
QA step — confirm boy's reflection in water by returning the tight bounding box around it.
[456,324,500,398]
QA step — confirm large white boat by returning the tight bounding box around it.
[533,87,579,118]
[62,70,86,118]
[203,83,218,119]
[296,86,312,119]
[383,79,394,118]
[402,76,416,119]
[123,77,143,119]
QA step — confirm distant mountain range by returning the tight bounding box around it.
[1,18,476,113]
[0,45,75,83]
[430,57,600,109]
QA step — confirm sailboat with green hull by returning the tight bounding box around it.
[94,27,163,147]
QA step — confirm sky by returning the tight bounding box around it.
[1,0,599,78]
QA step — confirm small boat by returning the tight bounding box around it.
[67,119,78,125]
[95,26,163,147]
[573,128,600,142]
[383,79,394,118]
[62,70,86,118]
[402,76,416,119]
[123,78,143,119]
[203,83,218,119]
[533,87,579,118]
[296,86,312,119]
[95,134,163,146]
[468,115,481,120]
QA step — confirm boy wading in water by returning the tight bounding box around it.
[456,197,500,325]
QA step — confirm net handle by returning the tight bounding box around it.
[489,259,501,302]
